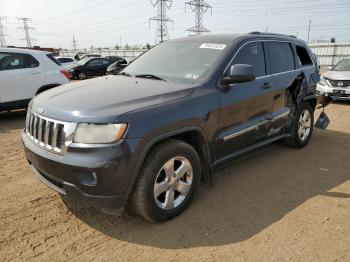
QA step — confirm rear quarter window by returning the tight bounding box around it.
[46,54,61,66]
[267,42,295,74]
[295,45,313,67]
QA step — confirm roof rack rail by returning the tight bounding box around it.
[249,31,297,38]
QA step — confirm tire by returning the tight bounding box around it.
[129,139,201,223]
[282,102,314,148]
[78,72,86,80]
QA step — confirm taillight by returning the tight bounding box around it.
[60,69,71,80]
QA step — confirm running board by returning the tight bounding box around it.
[212,133,289,169]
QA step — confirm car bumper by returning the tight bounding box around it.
[22,130,142,211]
[316,84,350,100]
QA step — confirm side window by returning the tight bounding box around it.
[267,42,295,74]
[102,59,111,65]
[0,52,39,71]
[86,59,100,67]
[231,42,266,77]
[295,45,313,67]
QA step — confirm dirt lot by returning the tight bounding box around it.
[0,102,350,262]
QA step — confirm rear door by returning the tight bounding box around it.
[265,41,299,135]
[217,41,275,159]
[0,52,44,104]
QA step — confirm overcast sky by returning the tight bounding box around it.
[1,0,349,49]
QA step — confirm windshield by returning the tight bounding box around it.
[332,59,350,71]
[123,41,229,83]
[77,57,91,65]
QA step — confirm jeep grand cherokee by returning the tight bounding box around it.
[23,32,323,222]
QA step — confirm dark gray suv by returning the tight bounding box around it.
[22,32,323,222]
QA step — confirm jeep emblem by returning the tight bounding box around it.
[337,82,344,87]
[37,107,44,114]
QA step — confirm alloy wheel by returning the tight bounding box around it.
[153,156,193,210]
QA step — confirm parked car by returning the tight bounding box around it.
[317,58,350,100]
[106,59,128,75]
[67,57,114,79]
[23,33,326,222]
[55,56,77,68]
[0,48,70,111]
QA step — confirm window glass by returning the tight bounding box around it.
[87,59,101,67]
[102,59,111,65]
[332,59,350,71]
[58,58,73,63]
[46,54,61,66]
[0,52,39,71]
[231,42,266,77]
[267,42,295,74]
[295,45,313,66]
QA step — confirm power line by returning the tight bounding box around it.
[149,0,173,43]
[17,17,35,48]
[0,17,7,47]
[185,0,212,35]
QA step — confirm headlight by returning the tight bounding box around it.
[319,76,329,86]
[74,123,127,144]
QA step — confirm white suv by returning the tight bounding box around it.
[0,48,70,111]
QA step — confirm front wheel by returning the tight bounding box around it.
[78,72,86,80]
[129,139,201,222]
[283,102,314,148]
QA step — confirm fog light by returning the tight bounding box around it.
[76,171,97,186]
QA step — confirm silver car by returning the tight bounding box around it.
[317,58,350,100]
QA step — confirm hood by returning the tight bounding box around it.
[30,75,195,123]
[323,70,350,80]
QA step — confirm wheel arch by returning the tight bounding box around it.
[130,126,212,195]
[35,84,61,95]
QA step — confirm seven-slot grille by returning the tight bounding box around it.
[327,79,350,88]
[26,111,66,154]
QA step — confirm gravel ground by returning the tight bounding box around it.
[0,102,349,262]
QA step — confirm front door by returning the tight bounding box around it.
[217,41,275,160]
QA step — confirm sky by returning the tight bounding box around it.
[0,0,350,49]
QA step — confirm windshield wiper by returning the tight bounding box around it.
[135,74,168,81]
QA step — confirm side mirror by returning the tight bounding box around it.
[220,64,256,86]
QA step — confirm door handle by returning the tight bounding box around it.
[261,83,272,89]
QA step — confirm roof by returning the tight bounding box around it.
[169,32,304,44]
[0,47,50,55]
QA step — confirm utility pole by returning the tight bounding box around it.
[185,0,212,36]
[307,19,312,43]
[0,17,7,47]
[17,17,35,48]
[72,35,77,51]
[149,0,173,43]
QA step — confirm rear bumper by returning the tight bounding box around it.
[22,130,142,210]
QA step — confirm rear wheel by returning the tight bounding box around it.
[129,139,201,222]
[78,72,86,80]
[283,102,314,148]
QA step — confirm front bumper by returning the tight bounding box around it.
[22,131,142,210]
[317,84,350,100]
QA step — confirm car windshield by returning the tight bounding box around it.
[77,57,92,65]
[332,59,350,71]
[123,41,230,84]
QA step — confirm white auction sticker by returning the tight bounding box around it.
[199,43,227,50]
